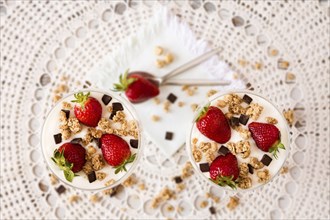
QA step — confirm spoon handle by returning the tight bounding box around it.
[161,47,223,83]
[162,79,231,86]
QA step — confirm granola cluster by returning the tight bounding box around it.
[59,110,82,140]
[151,187,176,208]
[82,145,105,175]
[227,196,239,210]
[245,103,263,120]
[249,157,264,169]
[257,169,270,183]
[226,141,251,158]
[154,46,174,68]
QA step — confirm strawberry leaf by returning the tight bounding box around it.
[269,141,285,159]
[210,175,237,190]
[71,92,90,109]
[114,153,136,174]
[112,69,137,92]
[64,169,75,182]
[51,149,77,182]
[195,103,210,122]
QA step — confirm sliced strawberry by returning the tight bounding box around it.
[52,143,86,182]
[113,70,159,103]
[196,105,231,144]
[248,122,285,159]
[72,92,102,127]
[100,134,136,174]
[209,153,239,189]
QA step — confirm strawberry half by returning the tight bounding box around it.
[196,105,231,143]
[248,122,285,159]
[51,143,86,182]
[209,153,239,189]
[100,134,136,174]
[113,70,159,103]
[72,92,102,127]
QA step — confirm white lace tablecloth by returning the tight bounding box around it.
[0,1,329,219]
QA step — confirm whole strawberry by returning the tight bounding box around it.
[113,70,159,103]
[209,153,239,189]
[52,143,86,182]
[248,122,285,159]
[196,105,231,143]
[100,134,136,174]
[72,92,102,127]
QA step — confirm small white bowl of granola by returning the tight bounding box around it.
[41,89,143,191]
[186,90,290,191]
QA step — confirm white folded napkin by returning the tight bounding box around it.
[87,7,244,158]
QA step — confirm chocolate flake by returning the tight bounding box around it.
[230,117,240,127]
[112,102,124,112]
[61,109,70,119]
[94,138,100,148]
[56,185,66,195]
[101,94,112,105]
[130,139,139,149]
[87,171,96,183]
[53,133,62,144]
[239,114,249,125]
[165,132,173,140]
[242,94,253,104]
[167,93,177,103]
[248,164,254,174]
[218,145,230,156]
[173,176,183,184]
[70,138,82,144]
[209,206,216,215]
[261,154,272,166]
[199,163,210,172]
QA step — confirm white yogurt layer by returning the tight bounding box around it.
[41,90,141,191]
[187,91,290,191]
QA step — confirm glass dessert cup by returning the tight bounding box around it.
[186,90,290,192]
[41,89,143,191]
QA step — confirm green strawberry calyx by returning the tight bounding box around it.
[71,92,90,109]
[114,153,136,174]
[269,140,285,159]
[210,175,237,190]
[195,103,210,122]
[51,149,77,182]
[113,69,137,92]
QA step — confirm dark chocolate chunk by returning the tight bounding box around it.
[53,133,62,144]
[109,112,116,120]
[209,206,216,215]
[94,138,100,148]
[173,176,183,184]
[70,138,82,144]
[199,163,210,172]
[130,139,139,149]
[56,185,66,195]
[218,145,230,156]
[112,102,124,112]
[242,94,253,104]
[239,114,249,125]
[165,132,173,140]
[110,187,117,197]
[229,117,240,127]
[101,94,112,105]
[261,154,272,166]
[61,109,70,119]
[248,164,254,174]
[167,93,177,103]
[87,171,96,183]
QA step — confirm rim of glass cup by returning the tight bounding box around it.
[186,89,290,192]
[41,88,144,191]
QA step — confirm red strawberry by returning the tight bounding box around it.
[52,143,86,182]
[72,92,102,127]
[196,105,231,143]
[113,70,159,103]
[248,122,285,159]
[209,153,239,189]
[100,134,136,174]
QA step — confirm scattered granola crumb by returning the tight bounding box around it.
[192,146,202,162]
[151,115,161,122]
[283,109,294,126]
[53,94,62,102]
[246,103,263,120]
[200,200,208,208]
[96,172,107,181]
[176,183,185,192]
[227,196,239,210]
[285,72,296,83]
[187,87,196,96]
[280,166,289,174]
[68,195,81,204]
[192,137,198,144]
[238,59,248,67]
[225,112,233,119]
[278,59,290,70]
[207,89,218,97]
[266,117,278,124]
[151,187,175,209]
[122,175,137,187]
[154,46,164,55]
[178,101,185,107]
[156,59,166,68]
[163,100,171,113]
[237,177,252,189]
[62,102,72,109]
[91,154,105,171]
[269,49,279,56]
[104,179,115,187]
[138,183,146,191]
[257,169,270,183]
[181,85,189,91]
[253,62,263,70]
[164,53,174,64]
[182,162,194,179]
[216,99,227,108]
[90,194,101,203]
[153,97,161,105]
[166,204,174,212]
[61,129,71,140]
[50,174,58,185]
[239,163,249,178]
[107,106,113,113]
[249,157,264,170]
[87,145,97,155]
[191,103,198,112]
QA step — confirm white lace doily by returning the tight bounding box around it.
[0,1,329,219]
